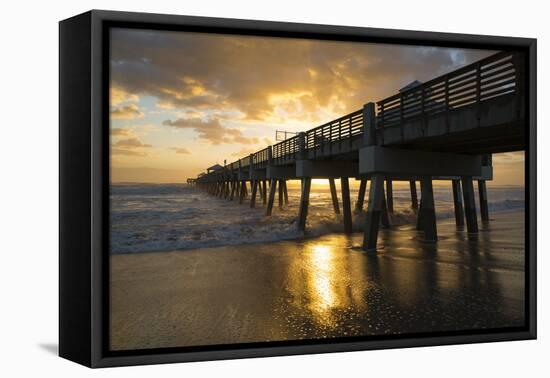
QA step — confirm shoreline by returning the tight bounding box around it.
[110,209,525,351]
[110,207,525,255]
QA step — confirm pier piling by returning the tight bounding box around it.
[355,178,367,212]
[363,175,384,251]
[262,180,267,205]
[341,178,352,234]
[478,180,489,223]
[266,179,277,216]
[329,178,340,214]
[386,179,394,213]
[278,180,284,208]
[461,177,479,233]
[416,198,424,230]
[229,181,235,200]
[250,180,258,208]
[381,193,391,229]
[298,177,312,232]
[257,180,263,199]
[410,180,418,211]
[239,181,246,204]
[420,178,437,241]
[452,179,465,226]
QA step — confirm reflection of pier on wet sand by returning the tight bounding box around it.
[110,209,525,351]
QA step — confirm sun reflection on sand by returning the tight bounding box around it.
[305,243,341,326]
[309,244,336,311]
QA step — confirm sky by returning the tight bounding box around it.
[109,28,524,186]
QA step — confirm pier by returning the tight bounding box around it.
[193,51,525,251]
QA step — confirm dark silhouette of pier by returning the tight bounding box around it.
[192,51,525,250]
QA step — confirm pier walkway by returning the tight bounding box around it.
[193,51,526,250]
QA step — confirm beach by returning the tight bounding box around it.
[110,206,525,351]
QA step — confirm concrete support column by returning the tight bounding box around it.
[362,175,384,251]
[328,178,340,214]
[416,198,424,230]
[283,180,289,204]
[257,180,263,199]
[362,103,376,146]
[478,180,489,223]
[229,181,236,201]
[355,178,368,212]
[235,180,241,199]
[224,181,230,198]
[250,180,258,208]
[341,178,352,234]
[262,180,267,205]
[278,179,284,208]
[266,179,277,216]
[386,179,394,213]
[410,180,418,211]
[420,178,437,242]
[239,181,246,204]
[298,177,312,232]
[461,177,479,233]
[380,193,391,229]
[452,179,465,226]
[243,181,248,198]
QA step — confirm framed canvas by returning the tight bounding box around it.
[59,10,537,368]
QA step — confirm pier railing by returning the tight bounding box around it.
[376,51,520,128]
[305,109,363,156]
[272,135,299,165]
[252,147,270,168]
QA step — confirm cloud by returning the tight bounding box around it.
[111,87,139,107]
[110,148,148,157]
[170,147,191,154]
[110,136,152,157]
[162,117,259,145]
[110,128,132,136]
[113,137,152,148]
[110,29,495,128]
[111,103,144,120]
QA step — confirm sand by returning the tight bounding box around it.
[110,209,525,351]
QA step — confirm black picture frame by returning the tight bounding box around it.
[59,9,537,368]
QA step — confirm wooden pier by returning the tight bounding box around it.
[192,51,526,251]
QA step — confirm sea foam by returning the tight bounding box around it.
[110,183,525,254]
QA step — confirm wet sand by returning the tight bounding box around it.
[110,209,525,351]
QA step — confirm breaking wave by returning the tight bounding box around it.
[110,183,524,254]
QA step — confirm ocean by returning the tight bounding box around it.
[109,181,525,254]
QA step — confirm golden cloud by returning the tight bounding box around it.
[162,117,259,145]
[110,29,494,130]
[111,104,144,120]
[114,137,152,148]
